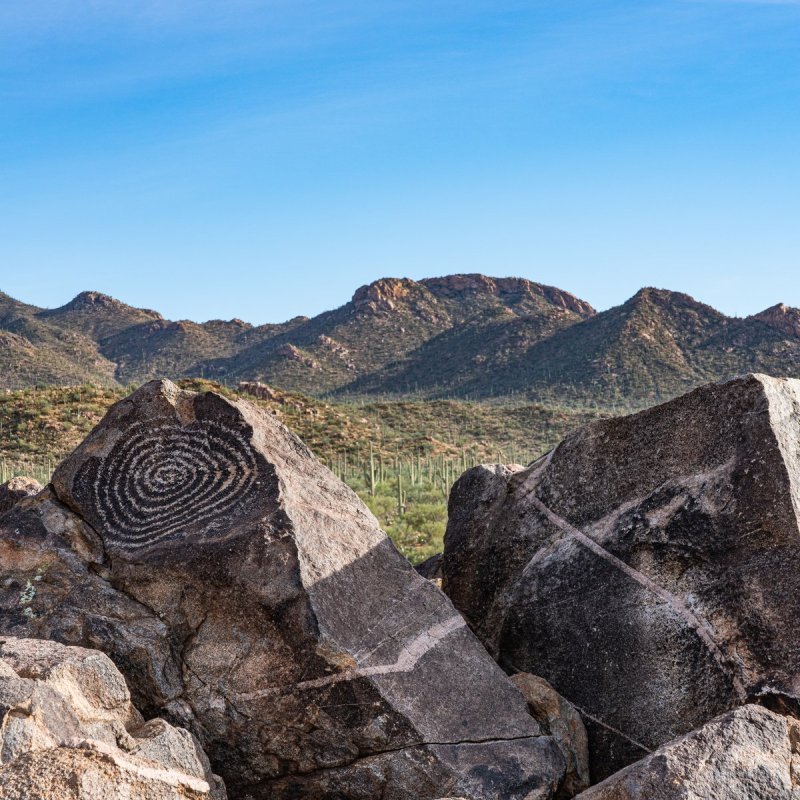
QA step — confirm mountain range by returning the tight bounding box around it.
[3,274,800,407]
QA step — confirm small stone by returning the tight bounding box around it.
[511,673,589,798]
[0,476,42,515]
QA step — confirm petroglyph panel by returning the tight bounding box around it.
[74,418,265,551]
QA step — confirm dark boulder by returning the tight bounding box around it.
[442,374,800,780]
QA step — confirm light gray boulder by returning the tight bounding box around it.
[576,704,800,800]
[0,636,225,799]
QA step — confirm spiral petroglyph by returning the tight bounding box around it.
[78,418,264,551]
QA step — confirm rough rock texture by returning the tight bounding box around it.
[511,674,589,798]
[0,477,42,515]
[0,380,566,800]
[236,381,281,402]
[442,374,800,781]
[576,704,800,799]
[0,636,224,799]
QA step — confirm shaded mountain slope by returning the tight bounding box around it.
[502,290,800,405]
[335,285,800,405]
[343,304,588,397]
[491,288,731,404]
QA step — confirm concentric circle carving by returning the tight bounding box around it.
[83,418,262,550]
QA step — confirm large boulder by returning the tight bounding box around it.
[0,380,566,800]
[0,636,225,799]
[442,374,800,780]
[575,704,800,800]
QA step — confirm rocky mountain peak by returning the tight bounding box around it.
[751,303,800,338]
[422,273,503,296]
[351,277,429,313]
[627,286,685,306]
[422,274,595,317]
[71,290,117,306]
[59,290,163,319]
[623,287,725,318]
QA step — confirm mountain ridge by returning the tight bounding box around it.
[2,274,799,407]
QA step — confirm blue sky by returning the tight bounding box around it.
[1,0,799,323]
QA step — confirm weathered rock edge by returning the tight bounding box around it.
[442,374,800,781]
[1,379,566,800]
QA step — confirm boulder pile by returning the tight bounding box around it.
[4,373,800,798]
